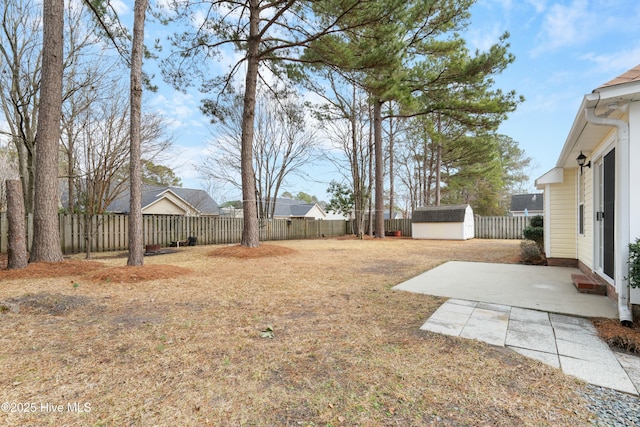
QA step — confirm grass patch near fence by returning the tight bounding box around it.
[0,238,615,426]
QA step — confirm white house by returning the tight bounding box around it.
[535,64,640,323]
[411,204,474,240]
[264,198,339,220]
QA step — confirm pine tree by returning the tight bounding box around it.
[30,0,64,263]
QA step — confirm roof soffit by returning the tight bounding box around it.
[555,80,639,169]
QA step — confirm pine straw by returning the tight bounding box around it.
[0,259,105,280]
[0,238,618,426]
[88,265,193,284]
[593,317,640,354]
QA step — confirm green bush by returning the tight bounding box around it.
[628,238,640,288]
[523,215,544,251]
[530,215,544,228]
[523,226,544,244]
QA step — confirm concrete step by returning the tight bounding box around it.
[571,273,607,295]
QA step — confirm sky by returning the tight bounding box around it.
[139,0,640,203]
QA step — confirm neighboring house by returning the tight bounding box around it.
[535,64,640,322]
[221,198,334,220]
[108,185,220,216]
[411,204,474,240]
[362,210,405,220]
[266,198,327,220]
[324,209,350,221]
[509,193,544,217]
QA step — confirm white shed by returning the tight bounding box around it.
[411,204,474,240]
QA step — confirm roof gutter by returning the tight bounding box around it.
[584,93,633,325]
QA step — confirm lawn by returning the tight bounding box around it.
[0,238,614,426]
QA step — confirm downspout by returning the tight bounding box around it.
[585,101,633,325]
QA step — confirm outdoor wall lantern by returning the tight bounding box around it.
[576,151,591,173]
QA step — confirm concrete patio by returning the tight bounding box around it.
[393,261,640,394]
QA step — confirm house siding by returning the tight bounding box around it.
[143,198,187,215]
[305,205,326,219]
[547,169,577,259]
[630,102,640,247]
[577,165,594,270]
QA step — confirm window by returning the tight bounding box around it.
[579,203,584,235]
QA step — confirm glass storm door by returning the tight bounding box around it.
[601,149,615,280]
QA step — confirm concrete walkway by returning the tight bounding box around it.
[393,261,640,394]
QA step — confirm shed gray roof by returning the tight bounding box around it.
[510,193,543,212]
[412,204,470,223]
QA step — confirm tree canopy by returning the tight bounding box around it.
[0,0,531,258]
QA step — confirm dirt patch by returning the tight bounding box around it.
[88,264,192,284]
[360,259,412,275]
[2,292,92,315]
[208,243,297,258]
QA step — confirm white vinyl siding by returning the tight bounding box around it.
[577,165,593,269]
[142,198,187,215]
[547,169,577,259]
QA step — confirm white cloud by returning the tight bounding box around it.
[466,25,504,52]
[148,91,206,131]
[526,0,547,14]
[579,45,640,75]
[530,0,640,58]
[164,145,207,179]
[532,0,593,56]
[110,0,129,16]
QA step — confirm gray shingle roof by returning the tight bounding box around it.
[169,187,220,214]
[264,198,317,217]
[412,204,470,223]
[107,185,220,215]
[509,193,543,213]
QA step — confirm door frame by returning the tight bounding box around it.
[593,142,616,284]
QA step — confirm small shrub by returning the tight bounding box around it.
[520,240,545,265]
[628,238,640,288]
[530,215,544,228]
[523,215,544,251]
[523,226,544,244]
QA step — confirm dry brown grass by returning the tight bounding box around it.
[0,238,628,426]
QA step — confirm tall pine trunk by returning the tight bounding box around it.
[6,180,28,269]
[373,99,384,238]
[127,0,148,266]
[388,115,394,220]
[240,0,260,248]
[435,114,442,206]
[30,0,64,263]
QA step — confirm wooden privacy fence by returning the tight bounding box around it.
[362,216,532,240]
[0,213,533,255]
[0,213,349,255]
[473,215,532,239]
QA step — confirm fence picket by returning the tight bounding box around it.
[0,213,535,255]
